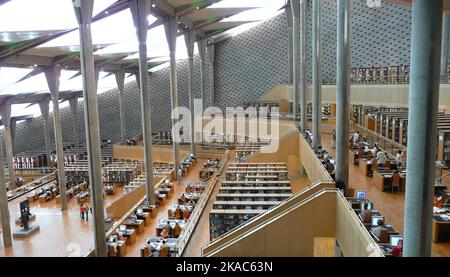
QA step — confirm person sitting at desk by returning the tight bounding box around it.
[371,146,378,159]
[115,230,125,240]
[158,240,170,257]
[163,222,173,238]
[395,150,403,168]
[183,209,191,220]
[360,208,373,224]
[391,239,403,257]
[376,151,388,168]
[173,222,182,238]
[372,219,387,240]
[352,131,360,144]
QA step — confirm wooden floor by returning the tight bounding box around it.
[3,120,448,257]
[123,158,207,257]
[319,121,450,257]
[0,183,122,257]
[182,150,311,257]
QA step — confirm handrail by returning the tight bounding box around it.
[175,149,229,256]
[201,180,335,256]
[105,177,166,238]
[7,173,56,202]
[203,187,338,257]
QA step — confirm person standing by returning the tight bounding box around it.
[177,167,184,186]
[84,204,89,221]
[80,204,85,220]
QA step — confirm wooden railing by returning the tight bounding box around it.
[175,149,229,256]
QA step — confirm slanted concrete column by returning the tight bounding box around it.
[207,41,215,107]
[198,39,207,108]
[185,30,196,156]
[403,0,443,257]
[290,0,300,117]
[39,100,52,166]
[69,98,80,146]
[286,5,294,85]
[115,70,127,144]
[312,0,322,150]
[335,0,351,194]
[44,65,67,211]
[0,128,12,247]
[129,0,155,204]
[299,0,308,134]
[0,103,16,189]
[164,16,180,174]
[441,14,450,82]
[73,0,107,257]
[10,119,17,155]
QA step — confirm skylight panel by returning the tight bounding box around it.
[0,0,77,32]
[40,9,136,48]
[0,67,33,92]
[0,72,48,95]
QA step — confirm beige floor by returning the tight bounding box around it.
[319,120,450,257]
[0,185,121,257]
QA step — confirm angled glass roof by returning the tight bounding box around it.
[0,0,115,32]
[0,0,287,116]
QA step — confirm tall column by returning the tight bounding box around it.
[286,5,294,85]
[69,98,80,146]
[44,65,68,211]
[134,72,141,90]
[335,0,351,194]
[0,103,16,189]
[185,30,196,156]
[115,70,127,144]
[10,119,17,155]
[73,0,107,257]
[403,0,443,257]
[312,0,322,150]
[290,0,300,117]
[129,0,154,204]
[299,0,308,134]
[0,129,12,247]
[164,16,180,174]
[207,41,215,107]
[198,39,207,108]
[441,14,450,82]
[39,100,52,166]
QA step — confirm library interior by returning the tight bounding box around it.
[0,0,450,258]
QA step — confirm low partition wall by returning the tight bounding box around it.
[105,176,163,219]
[202,181,335,256]
[335,192,384,257]
[299,134,333,183]
[113,144,190,162]
[265,84,450,111]
[203,185,383,257]
[246,131,299,164]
